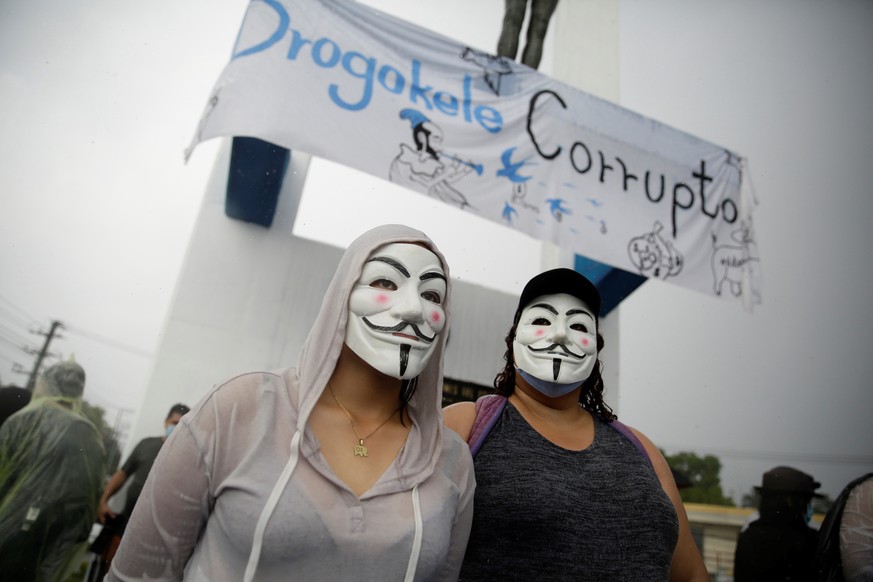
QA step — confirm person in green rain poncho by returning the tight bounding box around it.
[0,360,105,581]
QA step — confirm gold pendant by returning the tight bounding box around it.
[354,440,368,457]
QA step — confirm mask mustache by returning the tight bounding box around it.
[362,318,436,343]
[527,342,586,360]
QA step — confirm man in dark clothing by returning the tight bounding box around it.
[735,465,823,582]
[91,403,189,576]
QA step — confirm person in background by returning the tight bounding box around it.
[91,403,190,578]
[816,472,873,582]
[734,465,823,582]
[444,268,709,580]
[107,224,474,581]
[0,360,105,581]
[0,384,31,427]
[497,0,560,69]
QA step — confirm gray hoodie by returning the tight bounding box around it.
[108,225,475,581]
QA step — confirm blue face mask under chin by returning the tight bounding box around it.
[518,369,583,398]
[804,503,813,524]
[165,425,175,438]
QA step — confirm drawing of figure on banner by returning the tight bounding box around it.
[711,225,760,300]
[628,221,684,280]
[389,109,481,210]
[460,47,515,96]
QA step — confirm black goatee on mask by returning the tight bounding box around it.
[399,344,411,377]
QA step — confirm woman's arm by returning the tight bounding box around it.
[438,443,476,580]
[97,469,128,524]
[632,427,711,582]
[442,401,476,442]
[106,420,212,581]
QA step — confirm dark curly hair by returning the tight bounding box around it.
[492,319,617,422]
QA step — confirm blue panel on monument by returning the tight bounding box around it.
[573,255,647,317]
[225,137,290,227]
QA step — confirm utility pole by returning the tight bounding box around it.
[26,320,63,391]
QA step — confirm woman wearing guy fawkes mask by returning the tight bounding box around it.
[108,225,474,582]
[445,268,709,581]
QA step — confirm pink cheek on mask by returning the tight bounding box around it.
[535,329,545,337]
[431,311,441,324]
[375,293,390,305]
[581,337,590,347]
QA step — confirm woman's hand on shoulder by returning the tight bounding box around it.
[442,401,476,442]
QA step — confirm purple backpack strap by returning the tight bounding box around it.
[467,395,507,457]
[466,395,651,468]
[608,419,653,468]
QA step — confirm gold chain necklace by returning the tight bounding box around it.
[328,384,397,458]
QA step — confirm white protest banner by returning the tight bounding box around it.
[187,0,761,304]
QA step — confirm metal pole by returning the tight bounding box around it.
[26,320,63,391]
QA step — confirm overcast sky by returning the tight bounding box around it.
[1,0,871,502]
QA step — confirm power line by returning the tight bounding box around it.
[0,322,36,348]
[0,305,37,333]
[26,320,63,391]
[0,334,31,354]
[0,295,153,360]
[63,323,152,358]
[83,387,136,414]
[0,293,40,327]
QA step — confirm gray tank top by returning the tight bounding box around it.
[459,404,679,581]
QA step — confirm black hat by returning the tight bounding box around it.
[755,466,823,498]
[515,268,602,320]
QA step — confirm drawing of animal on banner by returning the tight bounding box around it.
[711,225,760,299]
[502,182,541,225]
[498,145,540,224]
[389,108,483,210]
[627,221,684,280]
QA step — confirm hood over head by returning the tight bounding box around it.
[243,226,453,582]
[296,224,452,488]
[31,360,86,412]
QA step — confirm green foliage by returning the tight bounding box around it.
[740,489,759,508]
[663,450,735,506]
[80,400,121,474]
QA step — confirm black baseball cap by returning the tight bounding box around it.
[516,268,602,320]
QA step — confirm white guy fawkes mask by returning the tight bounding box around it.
[345,243,447,379]
[513,293,598,389]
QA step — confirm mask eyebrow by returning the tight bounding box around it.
[529,303,558,315]
[566,308,593,317]
[368,256,410,278]
[420,271,446,282]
